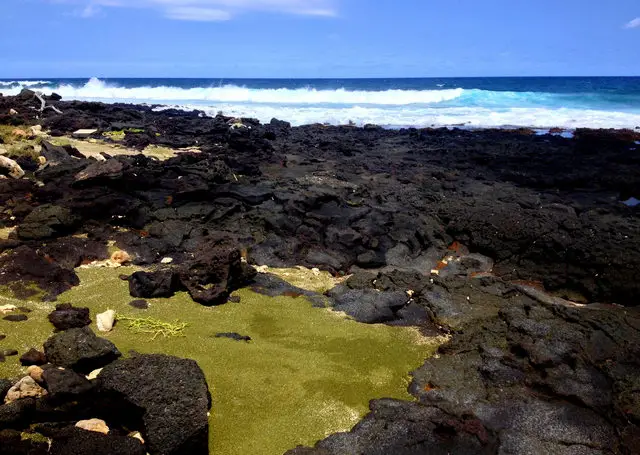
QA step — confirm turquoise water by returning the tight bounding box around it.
[2,77,639,129]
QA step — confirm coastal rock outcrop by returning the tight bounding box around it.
[98,353,211,455]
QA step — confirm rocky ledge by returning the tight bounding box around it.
[0,305,211,455]
[0,90,639,454]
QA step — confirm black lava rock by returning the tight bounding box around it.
[43,327,121,374]
[327,286,409,324]
[42,367,94,399]
[129,299,149,309]
[17,204,79,240]
[177,246,257,306]
[48,303,92,330]
[20,348,47,366]
[0,398,36,429]
[98,353,211,455]
[128,270,179,299]
[47,426,145,455]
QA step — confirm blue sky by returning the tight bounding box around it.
[1,0,639,77]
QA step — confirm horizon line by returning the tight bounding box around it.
[1,75,640,80]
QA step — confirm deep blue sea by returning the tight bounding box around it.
[1,77,640,129]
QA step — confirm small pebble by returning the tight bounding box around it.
[3,350,18,357]
[3,315,28,322]
[0,335,6,341]
[76,418,109,435]
[17,307,32,313]
[228,296,241,303]
[129,299,149,309]
[119,274,130,281]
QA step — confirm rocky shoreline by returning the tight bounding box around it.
[0,90,639,454]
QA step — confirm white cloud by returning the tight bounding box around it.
[165,6,231,20]
[624,17,640,29]
[55,0,338,21]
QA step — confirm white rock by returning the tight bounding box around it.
[30,125,45,136]
[96,309,116,332]
[4,376,47,403]
[86,368,103,380]
[76,418,109,434]
[9,108,18,115]
[161,257,174,264]
[0,304,18,314]
[0,155,25,179]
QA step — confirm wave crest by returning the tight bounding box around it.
[0,80,52,87]
[3,77,465,106]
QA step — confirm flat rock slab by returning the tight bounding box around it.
[98,353,210,455]
[71,129,98,138]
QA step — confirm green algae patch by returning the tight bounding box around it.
[0,266,441,455]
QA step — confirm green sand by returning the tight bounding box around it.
[0,267,440,455]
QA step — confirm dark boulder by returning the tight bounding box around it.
[39,237,108,269]
[42,367,95,400]
[0,398,36,429]
[48,303,92,330]
[43,327,121,374]
[74,159,125,185]
[98,353,210,455]
[40,141,84,165]
[128,270,180,299]
[17,204,79,240]
[177,246,256,306]
[20,348,47,366]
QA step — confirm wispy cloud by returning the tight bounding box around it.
[78,3,101,17]
[624,17,640,29]
[165,6,231,21]
[54,0,338,21]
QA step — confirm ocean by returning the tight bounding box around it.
[1,77,640,130]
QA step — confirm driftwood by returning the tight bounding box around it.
[0,155,25,178]
[32,91,63,115]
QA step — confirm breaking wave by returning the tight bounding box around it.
[2,77,640,129]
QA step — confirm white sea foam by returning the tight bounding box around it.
[0,80,52,87]
[2,77,640,129]
[0,77,464,106]
[168,104,640,130]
